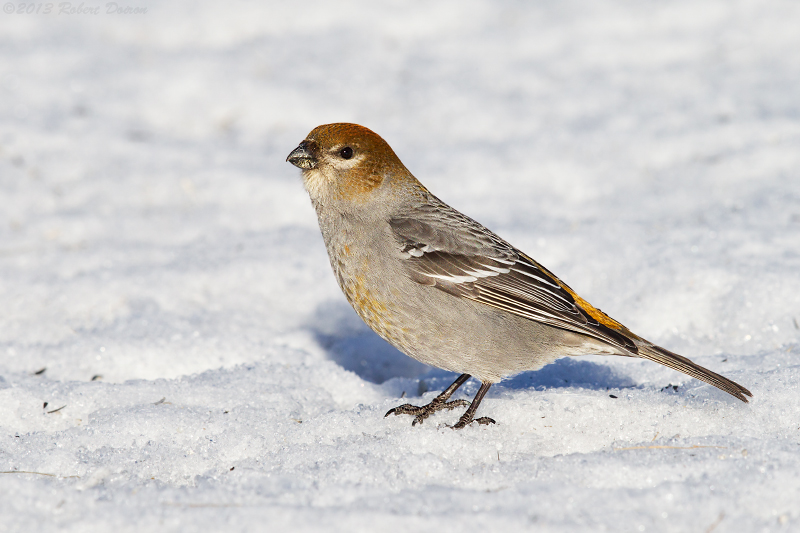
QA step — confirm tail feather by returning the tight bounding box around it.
[636,344,752,403]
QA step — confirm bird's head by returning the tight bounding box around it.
[287,123,417,204]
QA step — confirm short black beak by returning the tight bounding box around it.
[286,141,317,170]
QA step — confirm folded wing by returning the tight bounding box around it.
[390,200,638,354]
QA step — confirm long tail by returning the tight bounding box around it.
[636,343,752,402]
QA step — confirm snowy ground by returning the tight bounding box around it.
[1,0,800,531]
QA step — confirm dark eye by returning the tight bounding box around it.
[339,147,353,160]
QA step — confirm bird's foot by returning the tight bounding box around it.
[385,398,469,426]
[450,415,496,430]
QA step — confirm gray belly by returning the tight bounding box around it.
[362,274,614,383]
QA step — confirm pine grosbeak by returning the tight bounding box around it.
[287,123,752,429]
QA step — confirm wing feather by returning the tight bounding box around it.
[390,205,637,353]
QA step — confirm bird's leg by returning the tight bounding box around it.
[385,373,471,426]
[450,381,495,429]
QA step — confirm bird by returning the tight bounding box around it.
[286,123,752,429]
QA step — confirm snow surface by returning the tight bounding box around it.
[1,0,800,531]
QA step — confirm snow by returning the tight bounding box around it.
[1,0,799,531]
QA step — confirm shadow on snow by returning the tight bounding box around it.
[307,300,638,394]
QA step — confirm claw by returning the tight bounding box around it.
[385,404,416,418]
[384,374,497,428]
[385,398,470,426]
[450,415,496,430]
